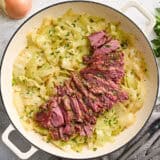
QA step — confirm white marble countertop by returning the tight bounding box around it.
[0,0,160,160]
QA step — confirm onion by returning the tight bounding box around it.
[0,0,32,19]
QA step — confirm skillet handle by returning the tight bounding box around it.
[2,124,38,160]
[120,0,155,38]
[121,1,160,106]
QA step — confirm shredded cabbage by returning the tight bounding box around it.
[12,9,147,152]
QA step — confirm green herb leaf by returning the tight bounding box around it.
[154,48,160,57]
[151,39,160,46]
[151,8,160,57]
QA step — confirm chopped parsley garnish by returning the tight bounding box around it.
[65,32,70,36]
[89,18,94,23]
[12,79,16,86]
[121,40,128,49]
[60,26,64,30]
[144,68,147,72]
[65,43,69,48]
[72,23,76,27]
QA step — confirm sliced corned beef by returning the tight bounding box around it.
[61,96,74,123]
[75,124,86,136]
[72,73,89,97]
[88,31,107,49]
[83,124,93,137]
[84,94,102,113]
[81,65,124,83]
[50,129,60,140]
[50,105,65,127]
[83,74,119,91]
[35,111,50,128]
[63,124,73,136]
[70,96,83,122]
[35,30,129,141]
[117,90,129,102]
[56,85,66,96]
[58,127,68,141]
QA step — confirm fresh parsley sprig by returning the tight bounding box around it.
[152,8,160,57]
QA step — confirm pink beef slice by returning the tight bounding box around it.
[35,111,51,128]
[45,98,65,127]
[99,95,114,109]
[63,124,73,136]
[50,128,60,140]
[92,39,120,57]
[85,51,124,68]
[82,74,120,91]
[75,124,86,136]
[81,65,124,83]
[84,93,103,113]
[72,73,89,97]
[106,39,120,51]
[58,127,67,140]
[83,124,93,137]
[56,85,66,96]
[118,90,129,102]
[35,98,64,128]
[88,31,107,49]
[50,106,65,127]
[69,96,83,122]
[61,96,74,123]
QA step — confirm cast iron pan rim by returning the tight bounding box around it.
[0,1,159,159]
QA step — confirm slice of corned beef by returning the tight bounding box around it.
[117,90,129,102]
[40,97,64,128]
[61,96,74,123]
[62,96,72,111]
[63,124,73,136]
[83,74,120,92]
[58,127,69,141]
[75,124,86,136]
[50,106,65,127]
[72,73,89,97]
[83,124,93,137]
[107,66,124,82]
[50,128,60,140]
[83,113,96,125]
[69,82,90,113]
[99,95,114,109]
[84,51,124,68]
[76,95,88,113]
[69,96,83,122]
[35,99,65,129]
[82,74,128,103]
[69,82,97,124]
[56,85,66,96]
[64,81,75,96]
[93,39,120,55]
[81,65,124,83]
[35,111,50,128]
[88,31,107,49]
[84,94,102,113]
[105,39,121,51]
